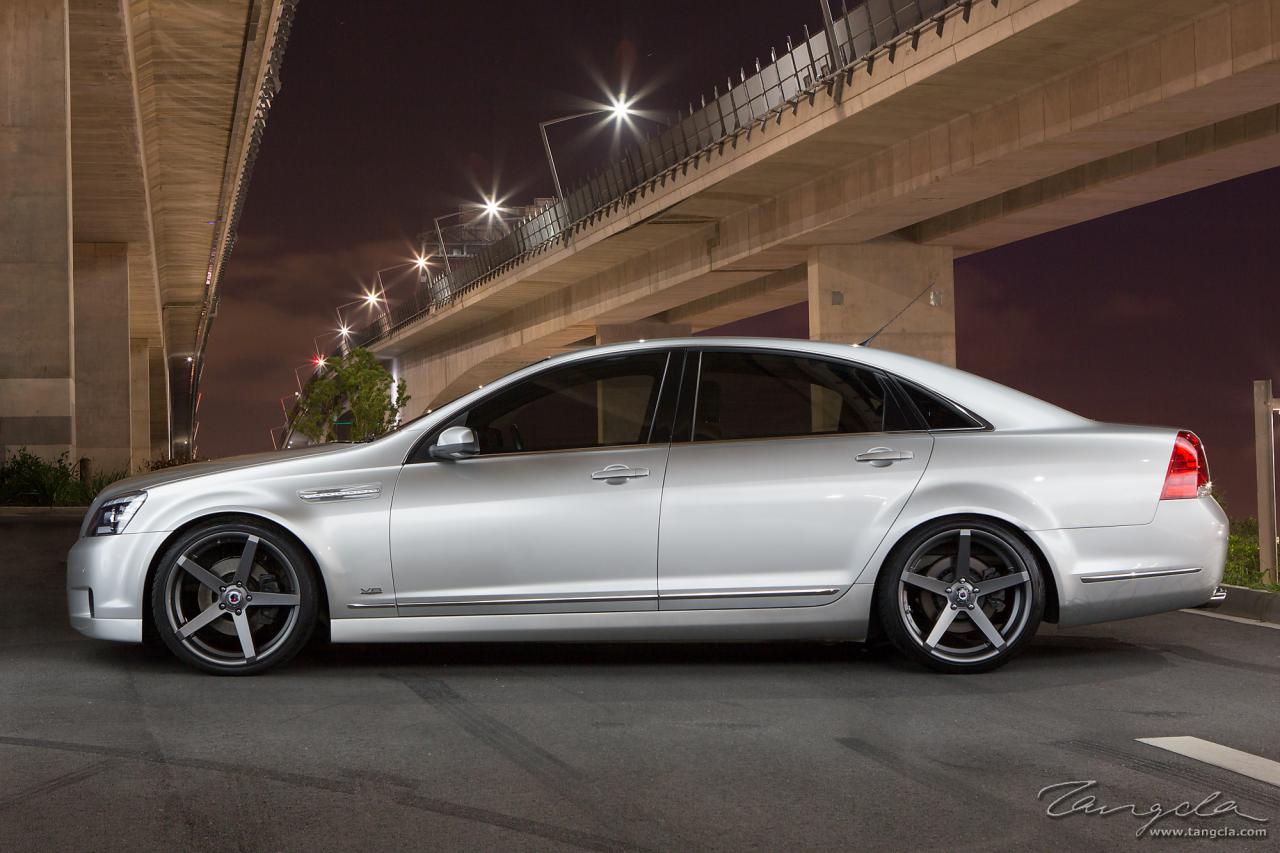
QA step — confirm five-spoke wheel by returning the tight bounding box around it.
[877,518,1044,672]
[151,520,317,675]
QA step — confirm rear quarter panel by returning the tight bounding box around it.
[853,424,1176,583]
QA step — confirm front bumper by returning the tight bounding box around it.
[67,529,170,644]
[1030,497,1228,628]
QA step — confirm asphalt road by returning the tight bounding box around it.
[2,518,1278,851]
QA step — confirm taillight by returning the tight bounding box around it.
[1160,430,1210,500]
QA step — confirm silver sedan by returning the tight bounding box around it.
[68,338,1228,675]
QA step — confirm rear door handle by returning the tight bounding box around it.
[854,447,914,466]
[591,464,650,481]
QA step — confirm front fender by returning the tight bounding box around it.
[128,465,403,620]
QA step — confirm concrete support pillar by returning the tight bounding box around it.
[148,347,169,460]
[73,243,131,472]
[0,0,75,462]
[807,239,956,366]
[129,340,151,471]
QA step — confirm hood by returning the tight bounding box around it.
[95,444,354,502]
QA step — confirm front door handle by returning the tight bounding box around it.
[854,447,914,467]
[591,464,650,482]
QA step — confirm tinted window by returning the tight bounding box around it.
[899,382,983,430]
[455,353,669,455]
[692,352,910,441]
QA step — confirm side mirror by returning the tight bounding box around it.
[430,426,478,460]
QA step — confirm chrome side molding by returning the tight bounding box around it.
[1079,567,1201,584]
[392,587,843,608]
[398,593,657,608]
[297,484,382,503]
[660,587,841,600]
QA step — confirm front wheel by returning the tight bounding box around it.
[150,520,318,675]
[875,518,1044,673]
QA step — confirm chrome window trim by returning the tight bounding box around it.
[665,429,930,451]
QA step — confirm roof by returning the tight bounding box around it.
[421,337,1091,433]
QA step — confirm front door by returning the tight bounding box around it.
[389,350,676,615]
[657,349,934,609]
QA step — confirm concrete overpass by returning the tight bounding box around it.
[1,0,295,470]
[360,0,1280,416]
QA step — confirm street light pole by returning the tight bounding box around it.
[1255,379,1280,585]
[432,201,509,279]
[539,98,635,200]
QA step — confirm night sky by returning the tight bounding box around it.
[200,0,1279,518]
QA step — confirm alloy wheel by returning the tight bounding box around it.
[896,527,1035,666]
[162,530,302,667]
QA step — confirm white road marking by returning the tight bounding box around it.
[1180,609,1280,630]
[1138,737,1280,789]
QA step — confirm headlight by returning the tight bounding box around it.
[88,491,147,536]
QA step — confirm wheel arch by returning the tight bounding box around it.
[863,511,1061,643]
[140,512,331,644]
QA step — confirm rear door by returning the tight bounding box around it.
[657,349,934,609]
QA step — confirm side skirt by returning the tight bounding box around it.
[330,585,875,644]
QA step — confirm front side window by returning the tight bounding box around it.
[447,352,669,455]
[692,351,911,441]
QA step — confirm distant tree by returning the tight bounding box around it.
[291,348,409,443]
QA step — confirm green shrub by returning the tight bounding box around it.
[0,449,75,506]
[1223,516,1278,591]
[62,468,130,506]
[0,448,128,507]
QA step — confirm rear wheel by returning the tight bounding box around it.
[150,520,318,675]
[876,518,1044,673]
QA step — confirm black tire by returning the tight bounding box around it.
[150,519,318,675]
[875,516,1044,673]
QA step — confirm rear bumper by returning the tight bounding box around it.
[67,529,169,644]
[1030,497,1227,628]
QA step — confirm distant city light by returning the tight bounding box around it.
[338,325,350,337]
[363,290,380,305]
[414,255,430,270]
[312,355,326,367]
[482,197,501,218]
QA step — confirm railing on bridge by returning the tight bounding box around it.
[348,0,964,350]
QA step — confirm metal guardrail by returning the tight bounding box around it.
[348,0,963,350]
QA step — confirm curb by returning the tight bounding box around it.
[1214,584,1280,625]
[0,506,87,522]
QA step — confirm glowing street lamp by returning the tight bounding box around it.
[433,198,509,277]
[539,94,636,200]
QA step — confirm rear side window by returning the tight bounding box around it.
[692,352,913,441]
[899,381,984,430]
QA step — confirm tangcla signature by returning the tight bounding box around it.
[1038,780,1270,837]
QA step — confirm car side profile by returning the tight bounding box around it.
[68,338,1228,675]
